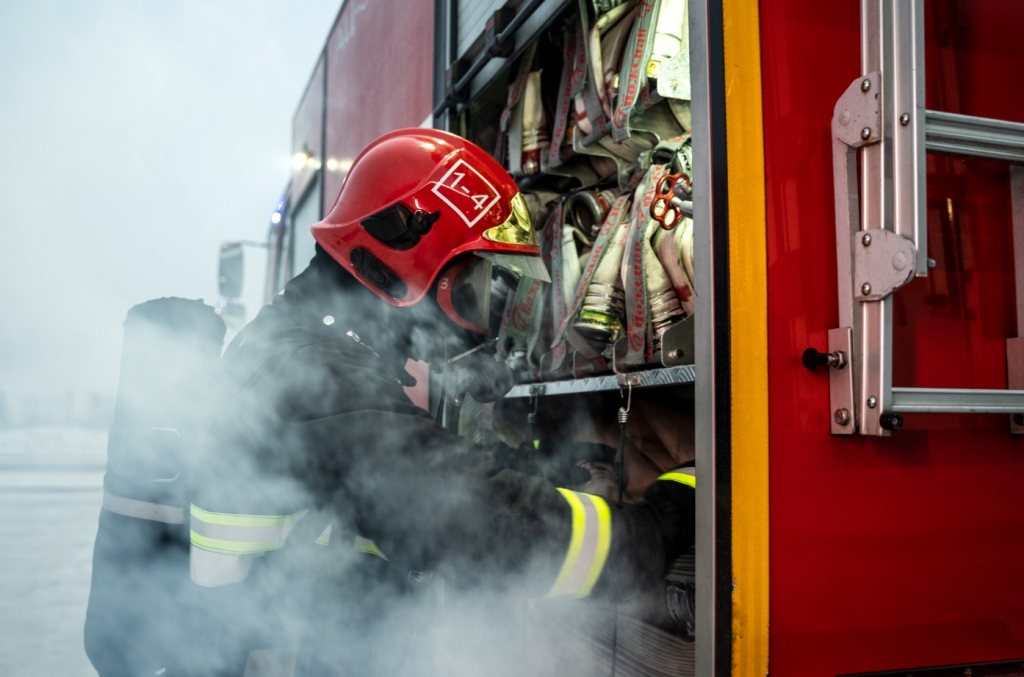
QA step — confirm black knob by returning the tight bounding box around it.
[879,412,904,432]
[802,347,848,371]
[802,348,829,370]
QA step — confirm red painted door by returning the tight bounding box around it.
[760,1,1024,674]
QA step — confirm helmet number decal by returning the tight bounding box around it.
[431,159,501,229]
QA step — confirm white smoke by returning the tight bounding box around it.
[0,4,697,676]
[0,2,340,675]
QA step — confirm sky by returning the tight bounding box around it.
[0,0,341,400]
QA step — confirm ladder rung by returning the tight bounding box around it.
[891,387,1024,414]
[925,110,1024,164]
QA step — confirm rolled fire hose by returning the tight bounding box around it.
[647,0,688,83]
[620,172,685,356]
[561,225,584,310]
[589,2,638,121]
[652,217,696,317]
[567,189,616,243]
[573,214,631,346]
[562,190,616,313]
[601,5,637,113]
[520,70,549,176]
[573,91,594,137]
[649,0,693,133]
[641,213,686,353]
[679,213,695,289]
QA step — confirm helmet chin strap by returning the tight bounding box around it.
[447,337,498,365]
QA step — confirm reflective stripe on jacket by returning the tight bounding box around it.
[102,491,185,524]
[657,470,696,488]
[547,471,696,598]
[189,504,308,555]
[547,489,612,598]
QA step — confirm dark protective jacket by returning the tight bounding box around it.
[186,247,693,677]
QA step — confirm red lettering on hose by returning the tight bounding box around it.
[614,28,647,129]
[628,241,645,352]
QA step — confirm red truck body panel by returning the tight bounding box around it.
[761,0,1024,673]
[293,56,325,202]
[322,0,435,217]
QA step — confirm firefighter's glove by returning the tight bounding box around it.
[597,471,696,600]
[641,472,697,568]
[451,354,516,403]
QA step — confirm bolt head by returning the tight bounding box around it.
[861,127,872,140]
[867,396,878,409]
[1014,413,1024,426]
[861,282,872,295]
[900,112,910,126]
[861,233,872,246]
[323,315,335,326]
[861,78,871,92]
[834,408,851,426]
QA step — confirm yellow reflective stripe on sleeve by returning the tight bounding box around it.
[548,488,612,598]
[549,489,587,595]
[314,524,332,546]
[658,471,697,489]
[189,533,283,555]
[353,536,388,560]
[190,504,306,528]
[189,503,307,555]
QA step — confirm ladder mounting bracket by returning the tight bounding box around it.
[854,229,917,301]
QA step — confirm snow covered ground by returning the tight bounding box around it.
[0,428,105,677]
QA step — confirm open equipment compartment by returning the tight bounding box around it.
[433,1,712,675]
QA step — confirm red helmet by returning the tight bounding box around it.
[312,129,548,333]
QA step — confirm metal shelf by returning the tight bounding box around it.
[504,365,696,399]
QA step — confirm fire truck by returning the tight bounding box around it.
[216,0,1024,674]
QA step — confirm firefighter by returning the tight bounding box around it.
[186,128,696,676]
